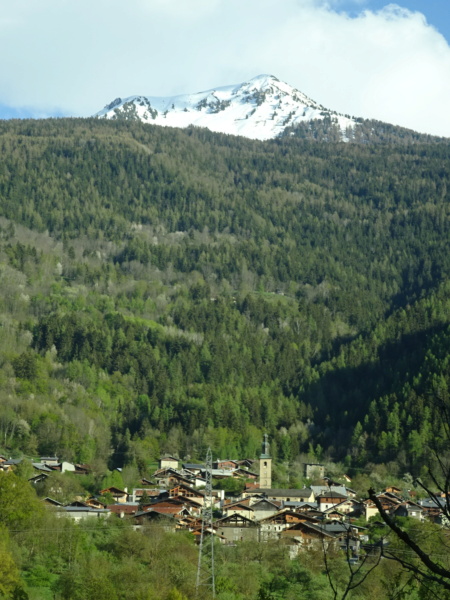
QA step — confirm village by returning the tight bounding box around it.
[1,436,447,561]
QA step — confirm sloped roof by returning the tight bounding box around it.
[393,501,424,511]
[316,491,348,500]
[62,506,110,514]
[176,495,204,508]
[282,521,335,537]
[282,501,317,509]
[148,506,187,515]
[99,486,128,495]
[419,497,447,509]
[233,468,258,477]
[108,504,139,515]
[321,522,359,534]
[170,483,205,496]
[32,463,53,472]
[42,497,63,506]
[223,502,254,512]
[258,488,313,498]
[311,485,347,497]
[133,509,176,519]
[28,473,50,482]
[215,513,259,527]
[259,509,319,524]
[251,498,280,510]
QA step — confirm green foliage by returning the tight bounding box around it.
[0,117,449,475]
[0,471,44,531]
[0,535,23,598]
[213,477,246,495]
[1,115,450,600]
[35,472,86,505]
[283,116,448,144]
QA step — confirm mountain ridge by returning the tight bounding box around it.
[95,74,359,141]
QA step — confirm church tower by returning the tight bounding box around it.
[259,434,272,489]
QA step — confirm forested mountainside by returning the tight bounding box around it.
[283,116,448,144]
[1,117,450,478]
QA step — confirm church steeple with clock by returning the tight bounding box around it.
[259,434,272,489]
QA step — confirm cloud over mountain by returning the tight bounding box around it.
[0,1,449,136]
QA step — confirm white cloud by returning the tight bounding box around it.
[0,0,449,136]
[138,0,222,19]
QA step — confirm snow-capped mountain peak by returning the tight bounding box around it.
[95,75,356,141]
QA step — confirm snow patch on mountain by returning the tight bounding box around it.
[95,75,357,141]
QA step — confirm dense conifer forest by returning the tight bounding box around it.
[1,117,450,599]
[0,117,449,471]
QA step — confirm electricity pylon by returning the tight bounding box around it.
[195,447,216,597]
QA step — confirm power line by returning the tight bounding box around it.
[196,447,215,598]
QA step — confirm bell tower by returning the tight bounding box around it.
[259,434,272,489]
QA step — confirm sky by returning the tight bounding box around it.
[1,0,450,137]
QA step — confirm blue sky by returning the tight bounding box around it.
[338,1,450,41]
[0,0,449,136]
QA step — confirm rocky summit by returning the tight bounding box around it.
[95,74,358,141]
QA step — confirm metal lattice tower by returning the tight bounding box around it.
[196,447,216,598]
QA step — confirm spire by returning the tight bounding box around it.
[260,433,270,458]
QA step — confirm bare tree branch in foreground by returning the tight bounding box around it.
[368,488,450,591]
[322,527,382,600]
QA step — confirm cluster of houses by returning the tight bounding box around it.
[1,447,448,559]
[365,487,449,525]
[0,454,90,477]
